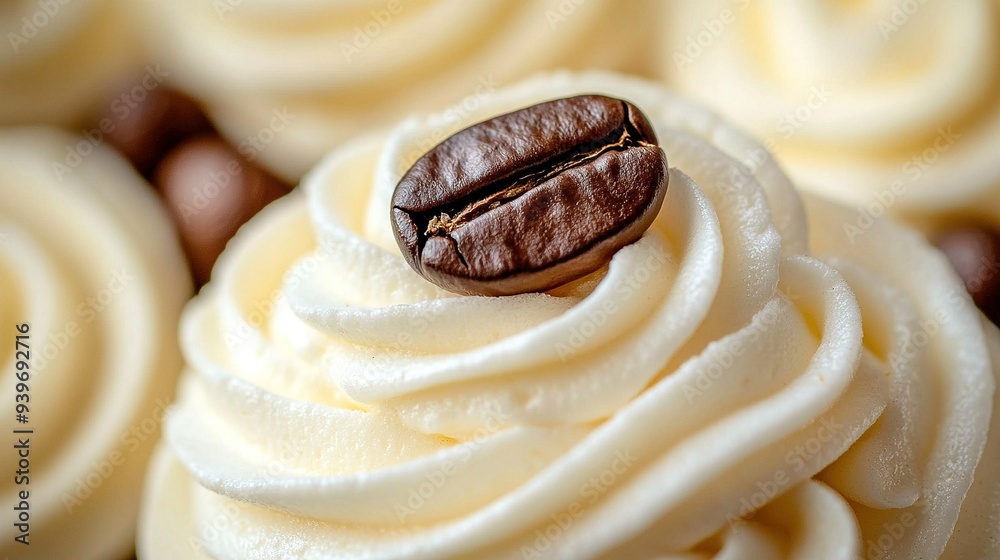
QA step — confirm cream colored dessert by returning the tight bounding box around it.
[0,0,140,125]
[140,72,999,559]
[661,0,1000,231]
[0,128,190,559]
[137,0,660,182]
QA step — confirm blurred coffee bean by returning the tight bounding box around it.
[156,135,290,286]
[102,87,212,178]
[934,224,1000,324]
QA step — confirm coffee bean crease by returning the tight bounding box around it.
[391,95,668,296]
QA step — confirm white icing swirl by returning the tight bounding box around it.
[138,0,659,181]
[140,72,999,559]
[0,128,190,558]
[0,0,139,125]
[662,0,1000,228]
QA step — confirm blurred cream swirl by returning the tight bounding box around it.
[138,0,659,182]
[140,72,998,559]
[662,0,1000,230]
[0,0,139,125]
[0,128,190,558]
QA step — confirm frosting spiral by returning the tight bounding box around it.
[662,0,1000,229]
[0,128,190,559]
[138,0,659,182]
[0,0,139,125]
[140,72,999,559]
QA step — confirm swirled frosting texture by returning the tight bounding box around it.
[0,0,139,125]
[662,0,1000,229]
[140,73,999,559]
[138,0,659,182]
[0,128,190,559]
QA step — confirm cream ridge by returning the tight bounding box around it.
[0,127,190,559]
[662,0,1000,231]
[0,0,140,126]
[138,0,660,182]
[140,72,999,559]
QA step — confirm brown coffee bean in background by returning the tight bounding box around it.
[96,83,292,288]
[102,87,213,178]
[392,95,668,296]
[157,135,290,286]
[934,224,1000,325]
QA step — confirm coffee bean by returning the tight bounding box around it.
[391,95,668,296]
[156,135,290,286]
[934,224,1000,324]
[103,87,212,178]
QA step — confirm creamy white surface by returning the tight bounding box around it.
[138,0,660,182]
[662,0,1000,229]
[140,72,999,559]
[0,0,139,125]
[0,128,190,559]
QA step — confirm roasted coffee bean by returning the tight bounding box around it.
[391,95,668,296]
[934,223,1000,324]
[157,135,290,286]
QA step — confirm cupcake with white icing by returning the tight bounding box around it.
[661,0,1000,231]
[0,127,190,559]
[139,72,1000,560]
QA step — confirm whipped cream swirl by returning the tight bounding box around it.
[138,0,659,181]
[140,73,999,559]
[0,128,190,559]
[0,0,139,125]
[662,0,1000,228]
